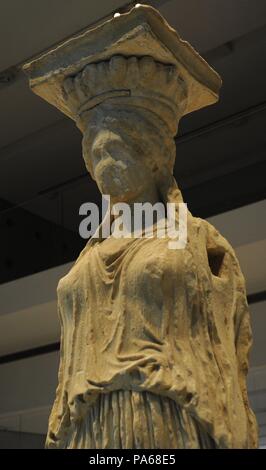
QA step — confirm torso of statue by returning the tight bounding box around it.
[46,219,256,449]
[57,232,190,402]
[54,229,218,449]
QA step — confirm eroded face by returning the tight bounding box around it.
[82,107,166,202]
[90,129,155,201]
[82,109,163,201]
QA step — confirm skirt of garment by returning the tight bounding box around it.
[65,391,217,449]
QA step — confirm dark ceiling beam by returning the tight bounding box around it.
[248,291,266,305]
[0,343,60,365]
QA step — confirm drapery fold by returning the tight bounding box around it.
[46,178,257,449]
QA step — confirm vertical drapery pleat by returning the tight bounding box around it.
[66,391,217,449]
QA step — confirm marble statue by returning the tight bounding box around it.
[24,5,258,448]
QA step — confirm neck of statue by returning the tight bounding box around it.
[109,183,166,237]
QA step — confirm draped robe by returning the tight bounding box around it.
[46,215,258,448]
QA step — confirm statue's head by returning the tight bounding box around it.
[81,104,176,202]
[63,56,188,202]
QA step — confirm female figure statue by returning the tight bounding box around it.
[24,5,258,449]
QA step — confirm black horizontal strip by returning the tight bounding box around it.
[0,290,265,365]
[0,342,60,365]
[247,290,266,305]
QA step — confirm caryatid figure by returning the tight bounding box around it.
[24,5,257,448]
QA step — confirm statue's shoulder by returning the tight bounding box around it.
[188,216,247,285]
[190,215,235,255]
[73,237,98,266]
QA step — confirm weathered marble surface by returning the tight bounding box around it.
[24,5,258,448]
